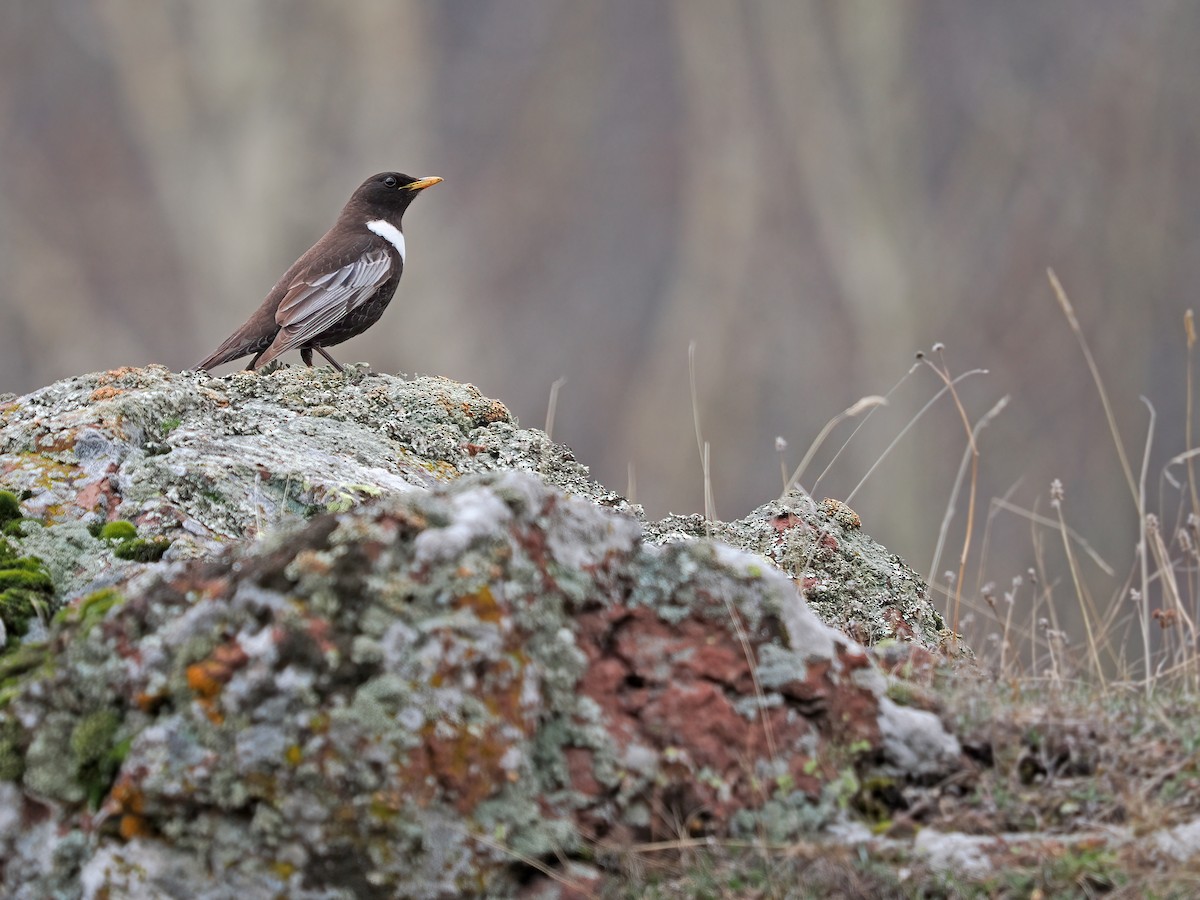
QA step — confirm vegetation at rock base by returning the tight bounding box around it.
[0,491,20,527]
[112,536,171,562]
[0,491,24,537]
[95,520,137,542]
[69,709,126,809]
[0,718,24,782]
[0,536,54,638]
[57,588,125,632]
[92,519,171,562]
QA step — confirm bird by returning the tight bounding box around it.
[196,171,442,372]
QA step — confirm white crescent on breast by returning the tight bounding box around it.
[366,219,406,264]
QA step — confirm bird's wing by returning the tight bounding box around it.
[269,248,393,354]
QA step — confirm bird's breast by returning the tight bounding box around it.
[365,219,406,265]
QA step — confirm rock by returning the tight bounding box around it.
[0,367,946,650]
[647,495,947,649]
[0,366,626,598]
[0,367,963,897]
[1151,815,1200,862]
[913,829,996,880]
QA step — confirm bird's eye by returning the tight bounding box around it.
[384,176,398,188]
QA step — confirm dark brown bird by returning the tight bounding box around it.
[196,172,442,372]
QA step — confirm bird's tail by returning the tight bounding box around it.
[195,333,270,371]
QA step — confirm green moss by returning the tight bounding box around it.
[113,537,171,562]
[77,588,124,627]
[885,680,919,706]
[0,641,52,709]
[0,571,53,636]
[70,710,119,764]
[54,588,125,636]
[70,710,123,808]
[110,733,133,766]
[93,520,171,563]
[0,718,24,782]
[325,483,384,513]
[160,416,182,433]
[0,491,21,526]
[0,537,56,637]
[0,591,37,636]
[98,520,138,541]
[0,568,53,592]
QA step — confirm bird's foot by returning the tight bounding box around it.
[312,347,345,372]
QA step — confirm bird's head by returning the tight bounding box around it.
[350,172,443,221]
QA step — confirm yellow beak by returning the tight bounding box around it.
[406,176,443,191]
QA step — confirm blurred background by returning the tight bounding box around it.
[2,1,1198,653]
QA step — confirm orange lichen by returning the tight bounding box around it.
[186,663,223,700]
[134,691,167,713]
[481,400,510,424]
[95,367,139,384]
[109,780,144,814]
[119,814,154,840]
[421,721,512,814]
[106,779,155,840]
[456,585,502,623]
[89,387,125,403]
[186,642,248,724]
[821,498,862,530]
[479,654,530,723]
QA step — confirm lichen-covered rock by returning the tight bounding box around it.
[0,470,959,898]
[0,367,949,653]
[0,366,966,896]
[648,494,947,648]
[0,366,627,601]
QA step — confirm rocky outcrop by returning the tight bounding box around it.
[0,366,945,648]
[0,366,961,897]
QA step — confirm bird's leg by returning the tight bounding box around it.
[301,348,314,367]
[314,347,345,372]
